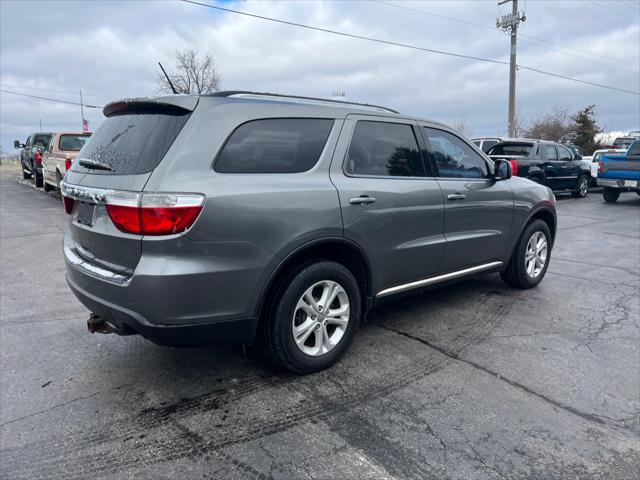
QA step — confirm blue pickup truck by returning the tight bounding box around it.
[597,140,640,203]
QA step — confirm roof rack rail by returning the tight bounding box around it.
[204,90,399,114]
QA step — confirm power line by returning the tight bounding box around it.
[0,89,103,108]
[588,0,636,20]
[373,0,639,71]
[179,0,640,96]
[0,83,116,99]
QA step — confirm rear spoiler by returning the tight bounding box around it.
[103,95,198,117]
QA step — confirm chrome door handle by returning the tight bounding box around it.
[349,196,376,205]
[447,193,466,200]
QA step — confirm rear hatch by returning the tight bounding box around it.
[62,96,197,276]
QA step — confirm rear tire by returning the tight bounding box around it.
[501,219,552,289]
[43,175,53,192]
[34,169,43,188]
[571,175,589,198]
[603,187,620,203]
[265,261,361,374]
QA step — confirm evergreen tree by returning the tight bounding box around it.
[570,105,602,155]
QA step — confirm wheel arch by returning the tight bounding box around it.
[254,237,374,323]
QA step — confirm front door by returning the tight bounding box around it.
[421,126,514,273]
[330,115,446,295]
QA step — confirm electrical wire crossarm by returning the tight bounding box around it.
[178,0,639,96]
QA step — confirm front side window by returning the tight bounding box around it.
[544,145,558,160]
[345,121,424,177]
[557,145,573,161]
[424,127,488,178]
[215,118,333,173]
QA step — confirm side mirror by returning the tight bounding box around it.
[14,140,22,149]
[575,154,582,160]
[493,159,512,180]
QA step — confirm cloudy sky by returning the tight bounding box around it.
[1,0,638,152]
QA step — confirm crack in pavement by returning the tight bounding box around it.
[374,323,632,430]
[0,391,101,427]
[552,256,639,276]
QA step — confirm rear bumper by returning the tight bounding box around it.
[62,232,272,346]
[597,178,639,190]
[66,273,257,346]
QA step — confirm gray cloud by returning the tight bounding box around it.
[1,0,638,152]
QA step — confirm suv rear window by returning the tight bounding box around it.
[59,134,91,151]
[487,142,534,156]
[74,110,190,175]
[215,118,334,173]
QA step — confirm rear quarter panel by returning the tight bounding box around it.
[143,99,346,319]
[509,176,557,244]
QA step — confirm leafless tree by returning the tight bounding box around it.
[158,49,221,94]
[523,106,571,142]
[450,114,471,137]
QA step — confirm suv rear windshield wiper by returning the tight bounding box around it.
[78,159,114,171]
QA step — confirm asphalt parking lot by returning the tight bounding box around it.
[1,167,638,479]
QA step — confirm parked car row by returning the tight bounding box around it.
[14,131,92,190]
[472,137,590,198]
[472,133,640,203]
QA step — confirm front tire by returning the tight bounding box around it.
[265,261,361,374]
[571,175,589,198]
[501,219,552,289]
[603,187,620,203]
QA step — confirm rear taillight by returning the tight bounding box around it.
[598,161,603,174]
[105,192,204,236]
[509,159,518,176]
[59,182,75,214]
[65,156,72,171]
[62,195,75,214]
[34,152,42,165]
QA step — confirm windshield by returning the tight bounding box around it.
[73,110,191,175]
[59,134,92,151]
[487,142,534,156]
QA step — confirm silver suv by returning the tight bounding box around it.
[61,92,557,373]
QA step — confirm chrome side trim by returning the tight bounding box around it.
[376,261,503,298]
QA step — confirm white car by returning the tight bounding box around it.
[585,148,626,181]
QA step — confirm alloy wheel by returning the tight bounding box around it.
[291,280,350,357]
[525,231,548,278]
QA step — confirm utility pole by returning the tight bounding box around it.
[497,0,526,137]
[79,89,86,131]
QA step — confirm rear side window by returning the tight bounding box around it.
[424,127,488,178]
[59,134,91,151]
[74,111,190,175]
[215,118,334,173]
[345,121,424,177]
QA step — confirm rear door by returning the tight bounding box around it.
[63,99,196,273]
[422,126,513,273]
[330,115,446,296]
